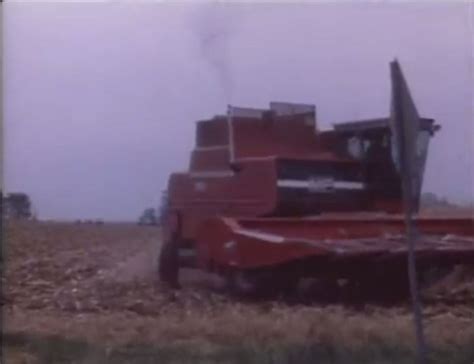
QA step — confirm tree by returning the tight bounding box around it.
[420,192,438,208]
[138,208,157,226]
[4,193,32,219]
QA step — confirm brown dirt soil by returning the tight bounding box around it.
[2,220,474,351]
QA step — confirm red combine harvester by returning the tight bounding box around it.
[159,64,474,297]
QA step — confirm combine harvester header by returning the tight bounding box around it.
[159,62,473,298]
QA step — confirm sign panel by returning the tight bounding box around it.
[389,60,423,212]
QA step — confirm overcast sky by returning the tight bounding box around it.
[4,1,473,220]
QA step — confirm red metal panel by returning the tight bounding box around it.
[196,216,474,270]
[196,217,327,269]
[167,159,279,240]
[237,216,474,239]
[165,101,441,256]
[196,118,229,147]
[189,148,230,171]
[232,115,327,160]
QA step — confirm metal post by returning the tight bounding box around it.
[390,59,427,364]
[227,105,235,164]
[402,181,427,364]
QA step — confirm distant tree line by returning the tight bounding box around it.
[138,208,157,225]
[138,190,168,226]
[75,219,104,225]
[2,192,34,220]
[420,192,474,210]
[421,192,453,208]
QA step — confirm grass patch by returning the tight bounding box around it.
[4,331,473,364]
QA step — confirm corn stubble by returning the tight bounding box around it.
[3,221,474,363]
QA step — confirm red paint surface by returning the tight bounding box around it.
[164,103,471,273]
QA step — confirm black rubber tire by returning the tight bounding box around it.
[224,269,300,299]
[346,274,410,302]
[158,238,180,289]
[307,278,340,302]
[418,266,454,290]
[271,276,300,301]
[223,270,256,297]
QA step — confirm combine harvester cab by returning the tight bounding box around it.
[159,64,474,297]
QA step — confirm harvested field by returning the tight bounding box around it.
[2,221,474,363]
